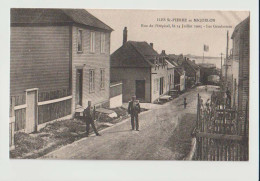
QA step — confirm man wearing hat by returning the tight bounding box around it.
[128,96,141,131]
[83,101,101,137]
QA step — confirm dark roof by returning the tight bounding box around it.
[231,16,249,39]
[185,58,200,71]
[11,8,113,31]
[198,63,216,69]
[111,41,158,68]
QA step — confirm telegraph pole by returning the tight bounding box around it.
[225,31,229,83]
[220,53,224,80]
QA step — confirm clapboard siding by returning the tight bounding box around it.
[232,17,249,125]
[71,26,110,111]
[11,26,70,95]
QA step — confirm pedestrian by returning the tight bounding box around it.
[205,85,208,92]
[83,101,101,137]
[128,96,141,131]
[184,97,187,108]
[226,88,231,108]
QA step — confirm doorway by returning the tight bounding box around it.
[76,69,83,106]
[159,77,164,95]
[135,80,145,100]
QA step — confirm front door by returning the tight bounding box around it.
[159,77,164,95]
[135,80,145,100]
[76,69,83,106]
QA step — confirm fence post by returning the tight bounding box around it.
[9,96,15,150]
[196,94,200,131]
[25,88,39,133]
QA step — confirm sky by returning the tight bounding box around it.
[87,9,249,57]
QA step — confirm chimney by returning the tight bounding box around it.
[123,27,127,45]
[150,43,153,48]
[161,50,166,55]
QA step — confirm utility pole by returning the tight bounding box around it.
[225,31,229,83]
[220,53,224,80]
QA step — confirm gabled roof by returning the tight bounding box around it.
[11,8,113,31]
[184,58,200,71]
[231,16,249,39]
[111,41,158,68]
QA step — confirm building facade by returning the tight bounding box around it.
[111,28,172,103]
[11,9,113,117]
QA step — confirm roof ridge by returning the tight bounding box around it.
[128,42,154,67]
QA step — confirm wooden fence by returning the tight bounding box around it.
[194,93,248,161]
[10,88,72,132]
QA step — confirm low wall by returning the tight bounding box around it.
[110,94,123,108]
[110,81,123,108]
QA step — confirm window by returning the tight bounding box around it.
[100,69,105,89]
[90,32,95,53]
[89,69,95,92]
[77,30,83,52]
[100,33,106,53]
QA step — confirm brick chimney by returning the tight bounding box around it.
[123,27,127,45]
[150,43,153,48]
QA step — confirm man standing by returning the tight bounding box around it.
[83,101,101,137]
[128,96,141,131]
[226,88,231,108]
[184,97,187,108]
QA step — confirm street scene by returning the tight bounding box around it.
[9,9,249,160]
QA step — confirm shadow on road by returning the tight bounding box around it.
[165,113,197,160]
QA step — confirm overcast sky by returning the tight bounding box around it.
[87,9,249,57]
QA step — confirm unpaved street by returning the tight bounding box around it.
[43,86,215,160]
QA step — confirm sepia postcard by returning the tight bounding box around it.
[9,8,250,161]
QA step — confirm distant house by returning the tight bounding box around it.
[10,9,112,132]
[111,27,171,103]
[182,58,200,87]
[167,56,186,92]
[198,63,220,85]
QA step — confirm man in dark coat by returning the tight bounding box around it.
[83,101,101,137]
[128,96,141,131]
[226,89,231,108]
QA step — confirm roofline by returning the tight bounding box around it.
[231,16,250,39]
[11,22,113,32]
[128,42,154,67]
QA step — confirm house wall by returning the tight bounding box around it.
[151,65,169,102]
[167,69,175,90]
[233,22,249,116]
[180,74,186,91]
[71,26,111,112]
[10,26,70,95]
[110,67,151,102]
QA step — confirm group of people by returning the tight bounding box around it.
[82,96,141,137]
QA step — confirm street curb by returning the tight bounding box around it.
[184,137,197,160]
[42,109,153,158]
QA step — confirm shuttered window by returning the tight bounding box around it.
[90,32,95,53]
[100,33,105,53]
[77,30,83,52]
[89,69,95,92]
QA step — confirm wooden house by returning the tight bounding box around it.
[10,8,112,132]
[231,16,250,124]
[110,27,171,103]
